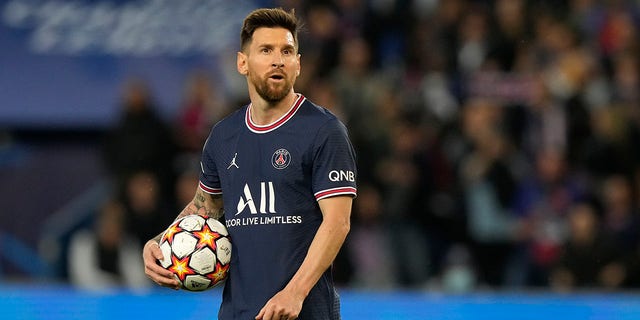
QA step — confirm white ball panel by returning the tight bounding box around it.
[184,275,211,291]
[172,232,197,258]
[159,241,173,268]
[189,247,216,274]
[206,218,229,236]
[215,237,232,265]
[179,215,205,231]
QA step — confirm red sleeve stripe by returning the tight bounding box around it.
[315,187,357,201]
[199,181,222,194]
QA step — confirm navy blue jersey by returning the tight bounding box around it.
[199,94,357,320]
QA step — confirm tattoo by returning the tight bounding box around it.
[211,207,224,219]
[196,191,206,204]
[192,188,225,219]
[148,188,225,244]
[209,194,225,219]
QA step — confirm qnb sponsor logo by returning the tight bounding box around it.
[328,170,355,182]
[236,182,276,215]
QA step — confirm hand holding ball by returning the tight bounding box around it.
[158,214,232,291]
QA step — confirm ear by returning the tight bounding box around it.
[295,53,301,76]
[237,51,248,76]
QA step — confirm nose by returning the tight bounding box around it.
[271,53,285,68]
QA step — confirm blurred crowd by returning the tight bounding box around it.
[71,0,640,292]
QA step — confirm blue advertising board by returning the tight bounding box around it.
[1,285,640,320]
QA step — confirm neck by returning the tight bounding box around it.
[249,91,297,125]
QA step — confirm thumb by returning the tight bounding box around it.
[150,241,164,260]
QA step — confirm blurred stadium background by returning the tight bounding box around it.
[2,0,640,318]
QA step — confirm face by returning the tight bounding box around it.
[237,27,300,102]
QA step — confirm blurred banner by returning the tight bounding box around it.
[0,0,257,129]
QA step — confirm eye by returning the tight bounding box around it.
[261,47,271,54]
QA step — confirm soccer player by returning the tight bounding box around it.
[142,7,357,320]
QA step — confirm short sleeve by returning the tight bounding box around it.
[199,135,222,195]
[311,119,357,201]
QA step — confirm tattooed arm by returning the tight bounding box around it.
[150,188,224,243]
[143,187,224,289]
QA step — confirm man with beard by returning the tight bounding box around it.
[142,8,357,320]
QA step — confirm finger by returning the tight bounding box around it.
[256,305,275,320]
[143,243,180,289]
[164,274,181,290]
[147,259,174,278]
[144,258,170,279]
[144,258,179,286]
[143,249,172,278]
[255,307,265,320]
[262,307,276,320]
[146,244,175,277]
[146,266,180,288]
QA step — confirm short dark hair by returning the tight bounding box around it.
[240,8,301,52]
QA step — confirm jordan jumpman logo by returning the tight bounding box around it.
[227,153,239,169]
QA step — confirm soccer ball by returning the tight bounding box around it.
[158,214,232,291]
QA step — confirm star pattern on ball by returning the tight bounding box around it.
[160,214,231,291]
[194,224,222,250]
[169,255,196,281]
[162,224,182,244]
[208,262,230,285]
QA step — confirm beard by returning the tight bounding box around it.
[250,71,293,103]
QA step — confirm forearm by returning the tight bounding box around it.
[284,196,352,299]
[150,187,224,243]
[286,220,349,298]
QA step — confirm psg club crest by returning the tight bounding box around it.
[272,148,291,169]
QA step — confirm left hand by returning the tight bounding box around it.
[255,288,303,320]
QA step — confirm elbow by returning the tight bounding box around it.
[326,216,350,240]
[340,218,351,238]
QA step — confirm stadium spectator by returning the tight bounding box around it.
[600,174,640,251]
[438,243,477,293]
[174,71,229,154]
[375,120,431,287]
[347,184,395,289]
[103,78,177,199]
[121,171,174,247]
[68,199,150,291]
[583,106,635,178]
[173,157,201,210]
[296,4,341,83]
[106,1,640,292]
[550,202,625,291]
[330,35,391,183]
[458,117,519,287]
[510,147,589,286]
[15,0,640,292]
